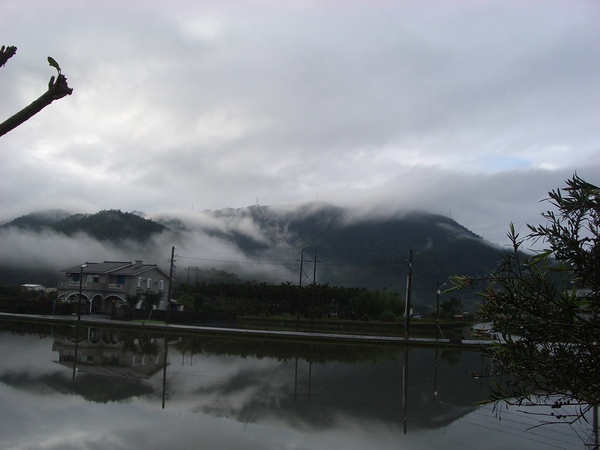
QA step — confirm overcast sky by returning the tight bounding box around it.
[1,0,599,247]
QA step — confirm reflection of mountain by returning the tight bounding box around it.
[0,371,154,403]
[171,336,491,432]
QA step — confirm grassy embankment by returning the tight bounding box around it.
[237,316,472,339]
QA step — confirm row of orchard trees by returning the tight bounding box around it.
[174,281,405,322]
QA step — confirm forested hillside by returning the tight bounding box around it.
[0,204,505,308]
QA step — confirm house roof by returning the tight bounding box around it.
[61,261,131,274]
[112,264,170,277]
[61,261,170,278]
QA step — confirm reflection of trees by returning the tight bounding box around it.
[121,332,159,356]
[0,320,53,338]
[174,334,402,364]
[438,349,461,365]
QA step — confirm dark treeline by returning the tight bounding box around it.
[174,281,405,322]
[175,334,410,364]
[0,286,56,314]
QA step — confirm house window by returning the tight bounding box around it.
[147,277,152,289]
[137,277,143,288]
[72,273,80,282]
[117,275,125,285]
[93,275,99,283]
[86,275,93,283]
[158,280,164,291]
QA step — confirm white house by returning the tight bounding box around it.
[57,260,172,314]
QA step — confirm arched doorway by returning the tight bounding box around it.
[91,295,103,313]
[67,293,89,315]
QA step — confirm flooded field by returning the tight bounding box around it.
[0,321,594,449]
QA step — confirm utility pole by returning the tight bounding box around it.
[311,250,317,331]
[77,263,87,321]
[436,283,441,340]
[166,246,175,324]
[404,250,413,340]
[296,248,320,331]
[436,282,447,340]
[296,249,304,331]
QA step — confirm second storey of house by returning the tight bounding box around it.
[59,261,171,298]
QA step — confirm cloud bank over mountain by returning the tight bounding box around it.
[1,1,598,249]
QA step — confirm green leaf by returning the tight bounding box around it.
[47,56,61,73]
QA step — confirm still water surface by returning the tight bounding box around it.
[0,322,593,449]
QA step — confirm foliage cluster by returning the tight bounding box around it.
[0,286,56,314]
[0,286,46,303]
[175,281,405,322]
[451,175,600,414]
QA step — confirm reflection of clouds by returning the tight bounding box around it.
[0,374,414,450]
[0,333,64,377]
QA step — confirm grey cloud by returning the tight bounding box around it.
[1,1,598,250]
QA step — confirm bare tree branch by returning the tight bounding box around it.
[0,49,73,138]
[0,74,73,137]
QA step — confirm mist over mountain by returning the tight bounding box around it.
[0,204,505,307]
[2,210,73,231]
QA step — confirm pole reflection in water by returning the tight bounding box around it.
[71,325,80,380]
[403,347,409,434]
[308,344,313,403]
[162,333,169,409]
[433,348,440,403]
[294,356,298,403]
[292,350,315,406]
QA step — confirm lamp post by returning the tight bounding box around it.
[436,282,447,340]
[77,263,87,321]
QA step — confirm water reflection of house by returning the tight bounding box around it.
[57,260,172,314]
[52,328,166,380]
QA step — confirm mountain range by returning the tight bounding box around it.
[0,204,506,308]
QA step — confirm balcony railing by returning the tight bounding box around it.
[65,281,132,292]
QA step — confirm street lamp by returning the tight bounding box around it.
[436,282,447,340]
[77,263,87,321]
